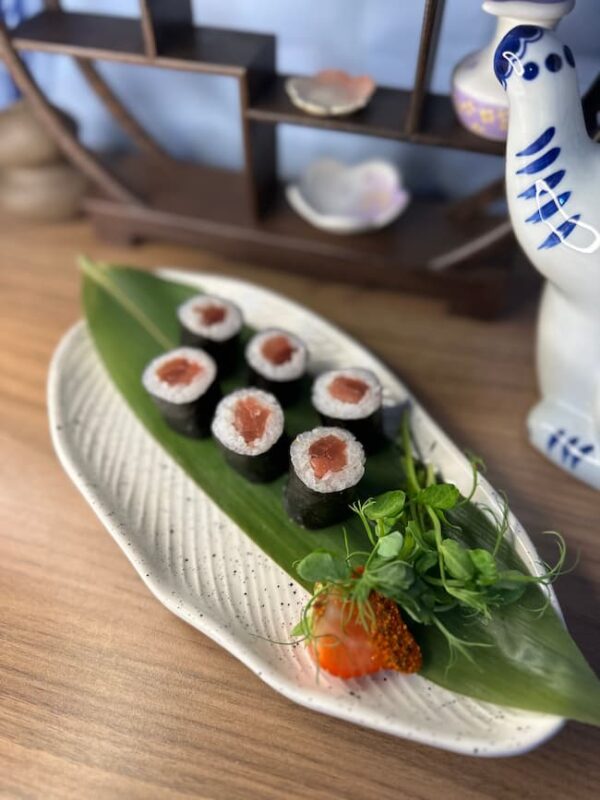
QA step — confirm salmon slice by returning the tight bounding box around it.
[329,375,369,404]
[194,303,226,326]
[233,396,271,444]
[309,435,348,479]
[261,335,296,365]
[157,357,203,386]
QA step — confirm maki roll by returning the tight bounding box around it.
[312,367,384,451]
[212,388,287,482]
[245,328,308,406]
[142,347,220,438]
[178,294,243,375]
[285,427,365,529]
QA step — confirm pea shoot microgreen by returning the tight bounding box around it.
[293,412,568,668]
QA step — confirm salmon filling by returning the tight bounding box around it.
[309,434,348,479]
[329,375,369,404]
[194,303,227,326]
[157,357,203,386]
[261,335,296,365]
[233,396,272,444]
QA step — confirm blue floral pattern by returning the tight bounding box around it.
[547,429,595,470]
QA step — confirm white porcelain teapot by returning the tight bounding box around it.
[452,0,574,141]
[494,25,600,489]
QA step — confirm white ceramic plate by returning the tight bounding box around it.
[48,268,564,757]
[287,158,411,234]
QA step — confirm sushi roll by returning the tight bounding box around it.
[178,294,243,375]
[212,388,287,482]
[312,368,384,451]
[245,328,308,406]
[142,347,220,438]
[285,427,365,529]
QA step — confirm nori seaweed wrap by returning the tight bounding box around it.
[312,367,384,452]
[284,427,365,529]
[245,328,308,407]
[178,294,243,376]
[142,347,221,438]
[211,388,287,483]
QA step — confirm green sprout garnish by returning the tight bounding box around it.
[293,411,569,670]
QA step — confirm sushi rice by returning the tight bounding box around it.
[312,367,382,421]
[178,294,243,342]
[212,388,285,457]
[290,427,365,493]
[245,328,307,382]
[142,347,217,404]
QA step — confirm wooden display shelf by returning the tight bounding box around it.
[247,75,504,156]
[247,77,412,141]
[84,156,521,318]
[14,10,504,156]
[12,10,274,76]
[1,0,556,319]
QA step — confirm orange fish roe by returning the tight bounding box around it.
[261,335,296,365]
[368,592,422,674]
[309,588,422,678]
[309,434,348,479]
[194,303,227,326]
[157,357,203,386]
[329,375,369,404]
[233,396,271,444]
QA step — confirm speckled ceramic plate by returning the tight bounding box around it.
[48,268,564,757]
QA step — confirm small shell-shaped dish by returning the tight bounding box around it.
[285,70,376,117]
[286,158,411,235]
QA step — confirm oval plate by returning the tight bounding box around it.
[48,269,563,757]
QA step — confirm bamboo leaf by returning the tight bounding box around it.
[82,262,600,726]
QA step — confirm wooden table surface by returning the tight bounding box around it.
[1,215,598,800]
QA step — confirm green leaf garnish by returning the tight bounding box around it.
[416,483,460,510]
[469,548,498,585]
[376,530,404,558]
[364,490,406,520]
[292,411,600,724]
[439,539,475,581]
[295,550,348,583]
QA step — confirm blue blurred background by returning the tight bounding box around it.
[1,0,598,197]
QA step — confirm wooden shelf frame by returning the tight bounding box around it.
[245,76,504,156]
[84,157,525,319]
[11,9,276,77]
[11,6,503,156]
[5,0,592,317]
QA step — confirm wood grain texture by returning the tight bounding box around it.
[0,215,598,799]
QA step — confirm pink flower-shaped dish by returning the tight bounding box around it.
[285,70,376,117]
